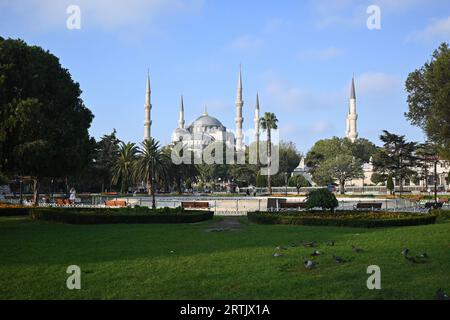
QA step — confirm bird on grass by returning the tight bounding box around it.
[402,248,428,263]
[304,260,317,269]
[401,248,410,257]
[416,253,428,259]
[333,255,346,264]
[275,246,288,251]
[436,288,449,300]
[327,241,335,247]
[352,245,364,253]
[273,253,283,258]
[303,241,317,248]
[311,250,322,257]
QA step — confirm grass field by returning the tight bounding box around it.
[0,216,449,300]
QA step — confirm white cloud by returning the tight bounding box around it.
[2,0,203,30]
[355,72,403,96]
[407,16,450,43]
[228,35,264,53]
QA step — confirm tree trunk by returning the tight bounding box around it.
[267,130,272,195]
[339,179,345,195]
[33,178,39,206]
[434,161,438,205]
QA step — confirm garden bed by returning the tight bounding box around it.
[28,207,214,225]
[247,211,437,228]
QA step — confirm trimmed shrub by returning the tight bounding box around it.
[0,207,30,216]
[247,211,437,228]
[305,189,338,212]
[30,208,213,225]
[430,209,450,220]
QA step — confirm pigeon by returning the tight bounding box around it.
[275,246,287,251]
[401,248,410,256]
[436,288,450,300]
[416,253,428,259]
[352,245,364,253]
[311,250,322,257]
[303,241,317,248]
[405,255,419,263]
[333,255,345,264]
[327,241,335,247]
[273,253,283,258]
[304,260,317,269]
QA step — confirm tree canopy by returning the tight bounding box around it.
[0,37,94,201]
[405,42,450,158]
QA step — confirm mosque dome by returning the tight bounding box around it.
[189,114,225,130]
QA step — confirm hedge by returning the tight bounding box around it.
[0,207,30,217]
[29,208,214,225]
[247,211,437,228]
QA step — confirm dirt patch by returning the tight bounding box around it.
[205,218,245,232]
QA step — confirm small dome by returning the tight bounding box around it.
[171,128,190,142]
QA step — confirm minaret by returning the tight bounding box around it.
[178,95,185,129]
[235,66,244,151]
[144,72,152,141]
[254,93,260,144]
[346,76,358,143]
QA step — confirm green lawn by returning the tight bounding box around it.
[0,216,449,300]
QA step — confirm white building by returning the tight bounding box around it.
[169,67,251,154]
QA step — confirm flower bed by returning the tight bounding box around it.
[247,211,437,228]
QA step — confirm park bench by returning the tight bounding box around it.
[354,202,383,210]
[104,200,127,207]
[181,201,210,210]
[279,202,307,211]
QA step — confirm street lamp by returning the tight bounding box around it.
[284,172,288,196]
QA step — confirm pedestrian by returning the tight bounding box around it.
[69,188,76,204]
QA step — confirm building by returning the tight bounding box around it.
[168,67,252,154]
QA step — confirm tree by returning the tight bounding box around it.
[305,189,338,212]
[416,142,440,203]
[134,139,169,209]
[260,112,278,195]
[288,175,310,194]
[95,129,120,192]
[0,38,94,204]
[256,173,265,188]
[386,175,394,195]
[112,142,138,194]
[372,131,418,197]
[315,154,364,195]
[306,137,366,193]
[405,43,450,157]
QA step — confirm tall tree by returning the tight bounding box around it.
[405,43,450,157]
[112,142,138,194]
[315,154,364,195]
[134,139,169,209]
[0,38,94,204]
[95,129,121,192]
[306,137,369,192]
[372,131,418,196]
[260,112,278,195]
[415,142,440,203]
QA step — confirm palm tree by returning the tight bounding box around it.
[260,112,278,195]
[134,138,170,209]
[112,142,138,194]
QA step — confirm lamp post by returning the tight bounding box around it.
[19,177,23,205]
[285,172,288,196]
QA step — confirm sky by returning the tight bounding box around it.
[1,0,450,154]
